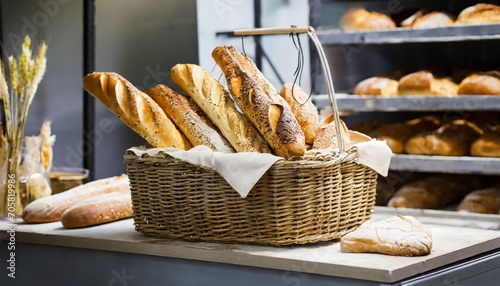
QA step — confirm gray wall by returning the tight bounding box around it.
[1,0,198,179]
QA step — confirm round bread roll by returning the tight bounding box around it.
[401,11,454,28]
[340,7,396,31]
[353,77,399,96]
[458,72,500,95]
[456,3,500,24]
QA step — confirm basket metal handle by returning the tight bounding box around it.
[233,26,346,154]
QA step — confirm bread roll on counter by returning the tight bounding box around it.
[404,120,483,156]
[401,11,454,28]
[457,186,500,214]
[212,45,306,158]
[171,63,271,153]
[339,7,396,31]
[456,3,500,24]
[83,72,191,149]
[457,71,500,95]
[340,215,432,256]
[280,83,320,144]
[387,175,483,209]
[145,84,235,153]
[398,71,458,96]
[353,77,399,96]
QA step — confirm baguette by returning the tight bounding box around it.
[83,72,191,149]
[145,84,234,153]
[171,64,271,153]
[212,45,306,158]
[22,174,130,223]
[61,192,133,228]
[280,83,320,144]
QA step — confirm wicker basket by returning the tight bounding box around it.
[49,167,88,194]
[124,149,378,245]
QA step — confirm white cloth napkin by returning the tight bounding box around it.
[128,140,392,198]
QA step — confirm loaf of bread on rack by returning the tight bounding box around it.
[212,45,306,158]
[280,83,320,144]
[398,71,458,96]
[368,122,414,153]
[170,63,271,153]
[457,186,500,214]
[339,7,396,31]
[353,77,399,96]
[404,120,483,156]
[401,10,454,28]
[405,115,442,133]
[23,174,130,223]
[340,215,432,256]
[470,125,500,157]
[312,115,351,150]
[145,84,235,153]
[61,192,133,228]
[387,175,483,209]
[457,71,500,95]
[83,72,191,149]
[456,3,500,24]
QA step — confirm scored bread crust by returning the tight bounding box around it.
[83,72,191,149]
[280,83,320,144]
[212,45,306,158]
[171,63,271,153]
[146,84,235,153]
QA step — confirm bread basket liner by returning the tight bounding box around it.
[126,139,391,198]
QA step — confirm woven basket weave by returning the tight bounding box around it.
[124,149,377,245]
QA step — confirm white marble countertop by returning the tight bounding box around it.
[1,210,499,284]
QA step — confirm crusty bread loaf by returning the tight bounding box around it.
[171,63,271,153]
[353,77,399,96]
[457,72,500,95]
[405,115,442,133]
[145,84,234,153]
[23,174,130,223]
[387,175,482,209]
[312,115,351,150]
[83,72,191,149]
[404,120,483,156]
[456,3,500,24]
[368,122,414,153]
[340,215,432,256]
[470,125,500,157]
[401,11,454,28]
[339,7,396,31]
[457,186,500,214]
[61,192,133,228]
[398,71,458,96]
[212,45,306,158]
[280,83,320,144]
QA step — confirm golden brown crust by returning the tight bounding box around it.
[457,187,500,214]
[398,71,458,96]
[470,127,500,157]
[61,192,133,228]
[387,175,482,209]
[340,7,396,31]
[39,120,53,172]
[368,123,414,153]
[280,83,320,144]
[401,11,454,28]
[456,4,500,24]
[23,174,130,223]
[353,77,399,96]
[458,72,500,95]
[312,115,351,150]
[145,84,234,153]
[83,72,191,149]
[212,45,305,158]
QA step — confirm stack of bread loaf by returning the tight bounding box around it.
[340,3,500,31]
[353,70,500,97]
[83,45,355,159]
[352,114,500,157]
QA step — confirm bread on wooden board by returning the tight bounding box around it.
[171,63,271,153]
[22,174,130,223]
[145,84,234,153]
[339,7,396,31]
[280,83,320,144]
[83,72,191,149]
[340,215,432,256]
[61,192,133,228]
[212,45,306,158]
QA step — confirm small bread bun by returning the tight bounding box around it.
[458,71,500,95]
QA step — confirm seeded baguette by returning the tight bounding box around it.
[212,45,306,158]
[61,192,133,228]
[83,72,191,149]
[22,174,130,223]
[146,84,234,152]
[171,63,271,153]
